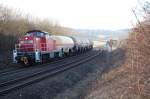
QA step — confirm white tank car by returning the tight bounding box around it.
[70,36,92,50]
[50,35,74,53]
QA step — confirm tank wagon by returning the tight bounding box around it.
[13,30,93,66]
[70,36,93,52]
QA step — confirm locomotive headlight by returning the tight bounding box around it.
[20,41,24,44]
[18,44,21,47]
[25,37,28,40]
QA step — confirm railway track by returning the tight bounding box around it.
[0,51,94,83]
[0,67,19,75]
[0,51,91,77]
[0,51,100,95]
[0,57,72,76]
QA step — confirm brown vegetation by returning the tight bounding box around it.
[0,5,73,51]
[85,1,150,99]
[121,2,150,98]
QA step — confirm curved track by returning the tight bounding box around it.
[0,51,100,95]
[0,51,94,83]
[0,51,91,77]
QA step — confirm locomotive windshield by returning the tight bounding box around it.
[25,32,46,37]
[25,33,34,36]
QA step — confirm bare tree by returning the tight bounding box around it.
[0,5,73,51]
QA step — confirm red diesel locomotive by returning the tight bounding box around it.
[13,30,93,66]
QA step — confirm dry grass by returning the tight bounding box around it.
[101,66,125,82]
[85,2,150,99]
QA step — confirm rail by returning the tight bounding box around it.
[0,51,99,95]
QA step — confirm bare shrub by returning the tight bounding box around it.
[0,5,72,51]
[121,1,150,98]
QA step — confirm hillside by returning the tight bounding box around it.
[70,29,129,41]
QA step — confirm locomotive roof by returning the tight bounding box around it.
[26,30,48,34]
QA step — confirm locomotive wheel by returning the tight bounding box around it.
[23,57,29,65]
[21,56,31,66]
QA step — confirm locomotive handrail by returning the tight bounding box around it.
[15,43,49,52]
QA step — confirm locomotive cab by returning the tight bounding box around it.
[13,30,55,65]
[17,30,48,52]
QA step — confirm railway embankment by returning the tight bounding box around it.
[0,51,15,69]
[0,48,125,99]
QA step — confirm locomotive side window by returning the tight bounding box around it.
[36,32,44,37]
[25,32,45,37]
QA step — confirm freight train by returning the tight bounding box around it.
[13,30,93,66]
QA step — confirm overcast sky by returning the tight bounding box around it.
[0,0,139,30]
